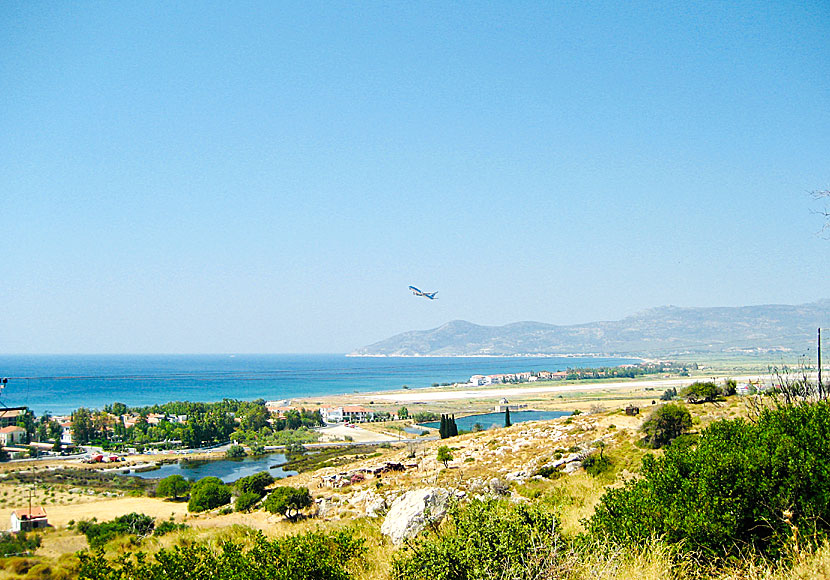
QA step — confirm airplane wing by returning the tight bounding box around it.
[409,286,422,294]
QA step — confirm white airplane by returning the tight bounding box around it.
[409,286,438,300]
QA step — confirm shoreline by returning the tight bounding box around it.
[359,374,769,403]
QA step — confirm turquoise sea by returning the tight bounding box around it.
[0,354,638,415]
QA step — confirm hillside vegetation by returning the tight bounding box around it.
[6,381,830,580]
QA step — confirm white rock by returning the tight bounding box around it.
[380,487,451,544]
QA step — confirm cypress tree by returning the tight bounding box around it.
[439,415,447,439]
[450,414,458,437]
[505,407,511,427]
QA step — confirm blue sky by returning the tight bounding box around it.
[1,1,828,353]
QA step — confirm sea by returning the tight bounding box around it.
[0,354,638,416]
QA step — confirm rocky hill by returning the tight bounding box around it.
[351,299,830,357]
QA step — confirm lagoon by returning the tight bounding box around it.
[420,410,570,432]
[127,453,296,483]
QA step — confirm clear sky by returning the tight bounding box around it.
[1,2,828,354]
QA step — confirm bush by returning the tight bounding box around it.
[235,491,261,512]
[582,453,611,477]
[589,401,830,559]
[234,471,274,498]
[680,381,721,404]
[640,403,692,448]
[78,528,365,580]
[153,520,188,536]
[156,474,190,500]
[188,481,232,513]
[262,486,312,520]
[0,531,41,556]
[659,387,676,401]
[392,498,560,580]
[76,513,155,548]
[225,445,247,459]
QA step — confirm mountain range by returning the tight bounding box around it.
[350,300,830,358]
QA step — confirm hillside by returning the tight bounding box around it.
[351,299,830,357]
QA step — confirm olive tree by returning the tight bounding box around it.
[641,403,692,448]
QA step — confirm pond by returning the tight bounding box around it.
[125,453,297,483]
[420,410,569,432]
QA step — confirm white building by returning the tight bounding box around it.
[342,406,373,423]
[0,426,26,446]
[320,406,345,424]
[11,507,48,532]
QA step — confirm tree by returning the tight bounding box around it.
[262,486,312,521]
[225,444,247,458]
[156,474,190,500]
[71,408,95,445]
[436,445,453,468]
[504,408,511,427]
[660,387,677,401]
[241,405,269,431]
[722,378,737,396]
[235,471,274,498]
[398,406,409,420]
[640,403,692,448]
[449,415,458,437]
[188,480,231,512]
[681,381,721,404]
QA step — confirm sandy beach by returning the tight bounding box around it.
[366,374,768,403]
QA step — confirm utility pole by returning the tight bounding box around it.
[819,328,823,399]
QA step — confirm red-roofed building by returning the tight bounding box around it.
[11,506,48,532]
[342,406,373,423]
[0,426,26,446]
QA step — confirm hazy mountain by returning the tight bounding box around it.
[350,300,830,357]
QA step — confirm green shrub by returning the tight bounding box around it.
[589,401,830,559]
[262,486,312,520]
[234,471,274,498]
[188,481,231,513]
[0,531,41,556]
[225,445,246,459]
[153,520,188,536]
[680,381,721,404]
[78,528,365,580]
[582,453,611,477]
[235,491,261,512]
[392,499,560,580]
[640,403,692,448]
[156,474,190,500]
[76,513,155,548]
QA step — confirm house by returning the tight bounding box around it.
[0,426,27,446]
[342,406,373,423]
[319,406,344,424]
[146,413,166,425]
[10,507,48,532]
[0,407,28,429]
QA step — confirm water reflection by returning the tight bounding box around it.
[128,453,296,483]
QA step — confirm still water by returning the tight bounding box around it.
[127,453,296,483]
[420,409,569,432]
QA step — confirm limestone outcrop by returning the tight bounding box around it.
[380,487,451,544]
